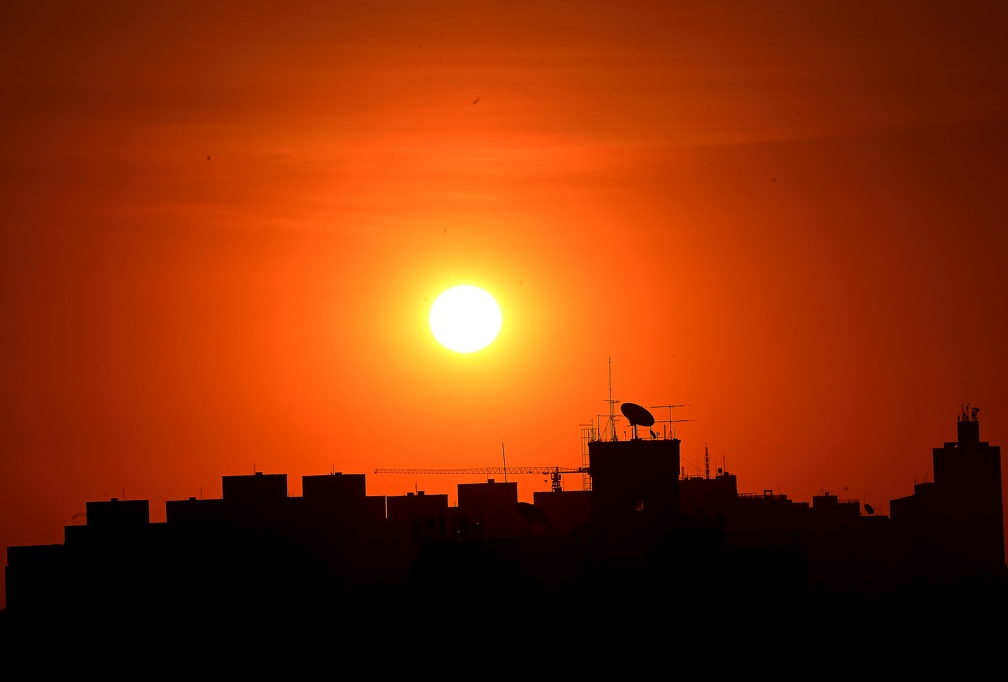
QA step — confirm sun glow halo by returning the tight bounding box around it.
[429,285,502,353]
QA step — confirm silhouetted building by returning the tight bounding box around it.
[386,490,450,542]
[456,479,519,539]
[890,405,1005,578]
[679,469,739,517]
[531,489,592,536]
[588,434,681,524]
[298,471,387,532]
[81,497,150,529]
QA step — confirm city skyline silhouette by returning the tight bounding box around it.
[3,402,1005,673]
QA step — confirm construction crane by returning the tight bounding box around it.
[373,466,589,493]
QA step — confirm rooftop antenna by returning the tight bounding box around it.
[605,357,620,441]
[502,443,507,484]
[650,404,695,439]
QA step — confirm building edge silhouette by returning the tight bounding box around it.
[2,403,1007,672]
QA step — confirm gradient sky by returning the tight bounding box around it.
[3,1,1008,608]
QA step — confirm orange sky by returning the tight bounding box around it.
[3,1,1008,608]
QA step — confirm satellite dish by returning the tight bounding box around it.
[620,402,655,427]
[516,502,548,524]
[864,503,875,516]
[717,467,723,474]
[620,402,655,439]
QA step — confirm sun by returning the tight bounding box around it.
[429,284,502,353]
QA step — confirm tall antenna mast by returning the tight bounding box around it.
[609,358,613,440]
[606,357,619,441]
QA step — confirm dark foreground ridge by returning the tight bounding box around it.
[4,404,1007,673]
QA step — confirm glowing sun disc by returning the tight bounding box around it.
[429,285,502,353]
